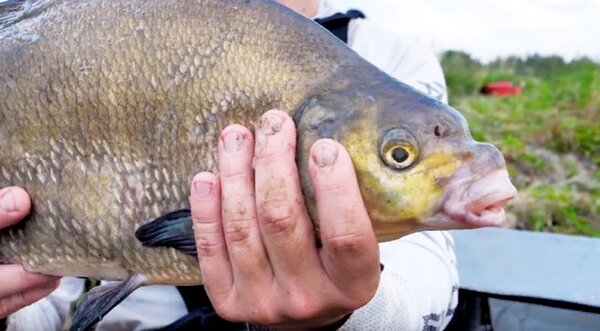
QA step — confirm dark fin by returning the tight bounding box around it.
[135,209,197,256]
[70,274,146,331]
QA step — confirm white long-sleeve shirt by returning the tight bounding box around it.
[8,1,457,330]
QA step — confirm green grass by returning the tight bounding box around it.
[441,52,600,237]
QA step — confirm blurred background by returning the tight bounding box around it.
[340,0,600,238]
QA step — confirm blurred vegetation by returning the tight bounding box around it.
[441,51,600,237]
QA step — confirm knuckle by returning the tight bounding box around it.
[197,240,223,258]
[324,233,367,257]
[195,231,224,258]
[191,211,217,225]
[250,305,278,325]
[254,146,282,165]
[223,218,255,243]
[255,143,294,166]
[317,180,347,197]
[220,168,250,183]
[216,302,279,325]
[286,293,320,321]
[258,199,297,235]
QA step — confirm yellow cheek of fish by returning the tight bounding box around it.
[351,148,461,224]
[343,118,461,235]
[392,153,461,220]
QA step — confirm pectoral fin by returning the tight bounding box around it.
[70,274,146,331]
[135,209,197,256]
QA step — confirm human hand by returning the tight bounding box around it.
[0,187,60,318]
[190,110,380,329]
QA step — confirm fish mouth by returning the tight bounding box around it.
[430,169,517,228]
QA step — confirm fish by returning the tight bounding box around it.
[0,0,517,329]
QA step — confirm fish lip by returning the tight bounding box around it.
[438,169,517,228]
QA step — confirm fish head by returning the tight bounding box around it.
[296,72,517,241]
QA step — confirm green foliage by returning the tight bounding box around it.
[441,52,600,237]
[525,185,600,237]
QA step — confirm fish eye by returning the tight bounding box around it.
[391,146,410,163]
[380,128,419,170]
[383,144,416,169]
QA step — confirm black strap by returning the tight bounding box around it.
[314,9,366,44]
[178,285,212,313]
[160,286,247,331]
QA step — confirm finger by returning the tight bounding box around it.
[0,187,31,229]
[309,140,380,294]
[190,172,233,300]
[218,125,271,285]
[0,281,59,318]
[254,110,319,278]
[0,265,59,298]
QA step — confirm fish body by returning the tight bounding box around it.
[0,0,516,288]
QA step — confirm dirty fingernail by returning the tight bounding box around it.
[259,112,284,135]
[194,181,213,198]
[312,142,338,168]
[223,131,244,152]
[1,190,17,213]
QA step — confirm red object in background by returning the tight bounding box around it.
[480,81,522,96]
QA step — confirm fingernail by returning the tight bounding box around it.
[1,190,17,213]
[312,142,338,168]
[223,131,244,152]
[194,181,213,198]
[258,112,284,135]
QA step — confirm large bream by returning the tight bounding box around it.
[0,0,516,329]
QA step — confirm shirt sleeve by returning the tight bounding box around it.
[347,18,448,104]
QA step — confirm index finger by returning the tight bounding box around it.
[0,187,31,229]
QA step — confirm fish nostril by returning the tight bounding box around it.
[434,124,447,137]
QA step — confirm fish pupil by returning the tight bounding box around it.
[392,147,409,164]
